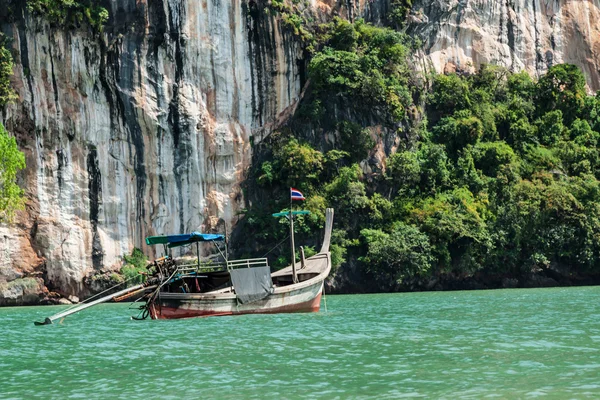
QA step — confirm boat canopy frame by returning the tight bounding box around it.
[146,231,228,269]
[145,232,225,248]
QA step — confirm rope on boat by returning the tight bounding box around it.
[213,241,228,264]
[138,267,180,319]
[261,234,291,258]
[59,273,144,313]
[132,306,150,321]
[128,291,148,308]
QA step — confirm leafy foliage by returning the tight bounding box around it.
[267,0,314,48]
[308,18,414,122]
[429,73,471,115]
[388,0,413,28]
[337,121,375,162]
[120,248,149,285]
[0,123,26,222]
[361,222,432,290]
[26,0,109,31]
[536,64,587,124]
[0,36,25,223]
[240,10,600,290]
[0,35,16,107]
[270,137,324,191]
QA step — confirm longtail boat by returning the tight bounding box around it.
[35,208,333,324]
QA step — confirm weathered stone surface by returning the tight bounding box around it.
[406,0,600,91]
[0,0,305,301]
[0,277,45,306]
[68,295,79,304]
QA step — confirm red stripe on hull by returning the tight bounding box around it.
[149,293,322,320]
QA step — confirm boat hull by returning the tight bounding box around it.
[148,279,324,319]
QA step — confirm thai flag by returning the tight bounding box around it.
[290,187,305,201]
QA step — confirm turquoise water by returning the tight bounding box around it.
[2,287,600,399]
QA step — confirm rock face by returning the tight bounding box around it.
[0,0,306,301]
[1,0,599,303]
[406,0,600,91]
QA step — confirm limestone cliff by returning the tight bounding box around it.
[405,0,600,91]
[1,0,599,304]
[0,0,307,303]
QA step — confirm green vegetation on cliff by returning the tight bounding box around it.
[26,0,109,31]
[267,0,314,47]
[239,14,600,291]
[0,36,25,222]
[120,248,149,284]
[0,123,25,221]
[0,35,16,106]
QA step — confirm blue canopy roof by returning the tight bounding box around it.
[146,232,225,248]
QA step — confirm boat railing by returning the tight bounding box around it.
[176,262,228,275]
[174,258,269,275]
[227,258,269,270]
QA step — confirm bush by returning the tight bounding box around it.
[0,35,16,106]
[0,124,26,221]
[26,0,109,31]
[120,248,148,285]
[361,223,433,289]
[308,18,414,123]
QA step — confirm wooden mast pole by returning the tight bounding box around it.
[290,189,298,283]
[224,223,229,261]
[196,241,200,270]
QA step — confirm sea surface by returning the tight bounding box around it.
[2,287,600,399]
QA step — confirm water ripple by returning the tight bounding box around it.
[1,287,600,398]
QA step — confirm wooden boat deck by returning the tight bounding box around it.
[271,253,329,277]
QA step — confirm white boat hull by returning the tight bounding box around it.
[148,278,324,319]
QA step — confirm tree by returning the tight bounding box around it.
[0,123,26,221]
[569,119,599,147]
[361,223,433,290]
[26,0,109,31]
[470,64,509,99]
[409,188,491,274]
[471,141,517,178]
[555,140,598,177]
[429,73,471,116]
[507,71,535,100]
[337,121,374,162]
[0,35,16,106]
[535,110,564,146]
[386,150,420,194]
[121,248,149,284]
[324,17,359,52]
[582,93,600,132]
[308,48,364,93]
[433,110,483,156]
[325,164,369,227]
[504,175,600,274]
[537,64,587,124]
[308,19,413,122]
[417,142,451,195]
[273,138,324,190]
[388,0,413,28]
[508,118,537,151]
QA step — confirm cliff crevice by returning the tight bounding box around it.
[0,0,306,302]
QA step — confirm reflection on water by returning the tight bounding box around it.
[2,287,600,398]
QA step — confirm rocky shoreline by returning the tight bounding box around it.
[328,269,600,295]
[4,269,600,307]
